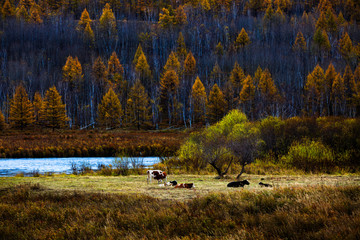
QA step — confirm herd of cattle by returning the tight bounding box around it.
[147,170,272,189]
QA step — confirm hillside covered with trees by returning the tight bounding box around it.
[0,0,360,129]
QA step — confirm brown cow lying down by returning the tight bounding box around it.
[174,183,195,189]
[147,170,167,183]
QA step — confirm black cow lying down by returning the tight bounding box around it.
[259,182,272,187]
[227,180,250,187]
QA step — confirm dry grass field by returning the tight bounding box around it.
[1,174,359,201]
[1,174,360,239]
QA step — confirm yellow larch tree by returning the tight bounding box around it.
[40,86,68,130]
[293,31,307,51]
[342,65,355,109]
[126,80,150,129]
[99,3,117,39]
[174,5,187,25]
[135,51,152,89]
[159,69,179,125]
[304,65,325,116]
[107,51,124,87]
[9,85,34,129]
[240,75,256,118]
[324,63,337,115]
[184,51,196,78]
[62,56,83,85]
[339,32,354,63]
[331,73,345,115]
[78,8,91,30]
[176,32,187,63]
[33,91,42,123]
[207,83,227,124]
[97,88,123,129]
[0,109,6,131]
[2,0,15,18]
[235,28,250,51]
[133,44,144,66]
[163,51,180,74]
[92,56,107,85]
[159,8,174,29]
[191,76,207,124]
[230,61,245,94]
[258,69,280,115]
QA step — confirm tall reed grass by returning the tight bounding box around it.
[0,183,359,239]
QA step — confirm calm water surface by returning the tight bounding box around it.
[0,157,160,176]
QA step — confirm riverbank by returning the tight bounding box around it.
[0,130,188,158]
[1,174,359,239]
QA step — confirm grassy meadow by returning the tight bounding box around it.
[1,174,360,239]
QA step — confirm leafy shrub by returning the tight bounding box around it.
[283,140,336,172]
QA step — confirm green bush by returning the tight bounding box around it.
[283,140,336,173]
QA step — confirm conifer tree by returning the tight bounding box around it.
[107,51,124,87]
[324,63,337,115]
[29,5,42,23]
[184,51,196,77]
[159,69,179,124]
[83,22,95,46]
[339,32,353,62]
[230,61,245,93]
[133,44,144,66]
[240,75,256,118]
[343,65,355,108]
[98,88,123,128]
[215,42,224,57]
[164,51,180,73]
[253,66,263,87]
[99,3,117,52]
[126,80,150,129]
[191,77,207,124]
[331,73,345,115]
[325,7,337,34]
[235,28,250,51]
[62,56,83,85]
[313,28,331,59]
[33,91,42,123]
[159,8,174,28]
[210,62,222,87]
[78,8,91,30]
[99,3,116,36]
[353,64,360,116]
[9,85,34,129]
[16,4,29,21]
[315,11,327,30]
[304,65,325,115]
[258,69,279,115]
[176,32,187,63]
[135,52,152,90]
[2,0,15,18]
[92,57,107,85]
[40,86,68,130]
[174,5,187,25]
[0,110,6,131]
[293,31,307,51]
[207,84,227,124]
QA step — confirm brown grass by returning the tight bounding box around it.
[0,129,188,158]
[0,176,359,239]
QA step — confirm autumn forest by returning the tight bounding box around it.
[0,0,360,130]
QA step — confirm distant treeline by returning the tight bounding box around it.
[0,0,360,128]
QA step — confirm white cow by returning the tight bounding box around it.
[147,170,167,184]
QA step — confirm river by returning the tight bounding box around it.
[0,157,160,177]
